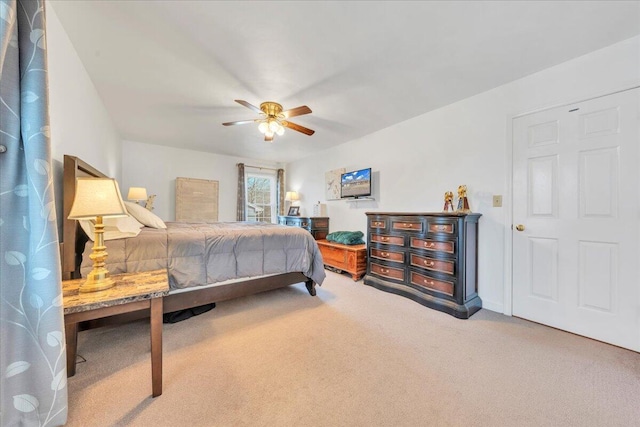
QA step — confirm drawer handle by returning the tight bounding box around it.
[423,260,435,267]
[423,279,435,286]
[424,242,436,248]
[380,268,389,274]
[302,222,308,227]
[434,225,446,231]
[381,251,389,257]
[381,237,389,242]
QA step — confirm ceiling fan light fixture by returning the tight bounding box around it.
[268,120,280,133]
[224,100,314,141]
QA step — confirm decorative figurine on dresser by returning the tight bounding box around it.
[443,191,454,212]
[364,212,481,319]
[456,185,471,213]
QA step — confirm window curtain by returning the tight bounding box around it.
[0,1,68,425]
[236,163,246,221]
[276,168,285,215]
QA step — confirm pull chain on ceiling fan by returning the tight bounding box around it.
[223,100,315,142]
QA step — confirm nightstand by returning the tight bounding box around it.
[63,269,169,397]
[277,215,329,240]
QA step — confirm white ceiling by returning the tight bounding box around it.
[51,1,640,163]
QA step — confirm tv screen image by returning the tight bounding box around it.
[341,168,371,198]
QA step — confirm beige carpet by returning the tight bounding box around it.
[66,271,640,427]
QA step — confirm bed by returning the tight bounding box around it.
[62,155,325,318]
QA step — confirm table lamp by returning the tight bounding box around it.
[68,178,128,292]
[127,187,148,204]
[285,191,300,205]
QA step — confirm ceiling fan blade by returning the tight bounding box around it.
[282,105,312,119]
[265,134,274,142]
[235,99,262,114]
[283,121,315,136]
[222,119,256,126]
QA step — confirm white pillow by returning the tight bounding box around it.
[124,201,167,229]
[79,215,144,241]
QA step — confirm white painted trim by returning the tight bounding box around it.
[481,300,504,314]
[503,114,514,316]
[511,83,640,120]
[505,82,640,318]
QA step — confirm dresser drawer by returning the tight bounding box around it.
[410,271,454,296]
[410,237,455,254]
[427,220,456,235]
[391,220,423,232]
[370,263,405,281]
[369,218,387,230]
[370,248,404,264]
[314,230,328,240]
[313,218,329,228]
[370,234,404,246]
[410,253,454,275]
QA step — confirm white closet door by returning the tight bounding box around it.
[512,88,639,351]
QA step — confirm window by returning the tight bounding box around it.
[245,172,277,223]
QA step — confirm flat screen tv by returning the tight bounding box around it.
[340,168,372,198]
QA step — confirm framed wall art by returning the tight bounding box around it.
[325,168,345,200]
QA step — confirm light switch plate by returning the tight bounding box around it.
[492,195,502,207]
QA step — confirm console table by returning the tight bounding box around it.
[364,212,481,319]
[277,215,329,240]
[63,269,169,397]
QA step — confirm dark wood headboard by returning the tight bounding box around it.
[62,155,108,280]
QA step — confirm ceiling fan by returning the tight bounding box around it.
[223,100,315,142]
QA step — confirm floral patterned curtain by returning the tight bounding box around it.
[236,163,246,221]
[0,1,68,425]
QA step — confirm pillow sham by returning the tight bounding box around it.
[79,215,144,241]
[326,231,365,245]
[124,201,167,229]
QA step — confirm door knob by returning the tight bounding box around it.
[515,224,525,232]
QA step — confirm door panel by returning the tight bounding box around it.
[512,88,639,351]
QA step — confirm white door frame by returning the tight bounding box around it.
[503,83,640,317]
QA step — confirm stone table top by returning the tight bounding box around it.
[63,269,169,314]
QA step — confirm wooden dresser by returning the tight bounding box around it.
[364,212,481,319]
[277,215,329,240]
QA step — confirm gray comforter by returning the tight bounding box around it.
[81,222,326,290]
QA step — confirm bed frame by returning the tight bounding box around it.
[62,155,316,318]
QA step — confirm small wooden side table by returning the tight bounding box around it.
[63,269,169,397]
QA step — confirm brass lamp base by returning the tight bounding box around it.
[79,216,116,293]
[79,268,115,293]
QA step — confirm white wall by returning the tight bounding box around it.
[121,140,282,222]
[287,36,640,314]
[46,2,121,234]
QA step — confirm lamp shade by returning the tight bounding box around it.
[285,191,299,202]
[68,178,128,220]
[127,187,148,201]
